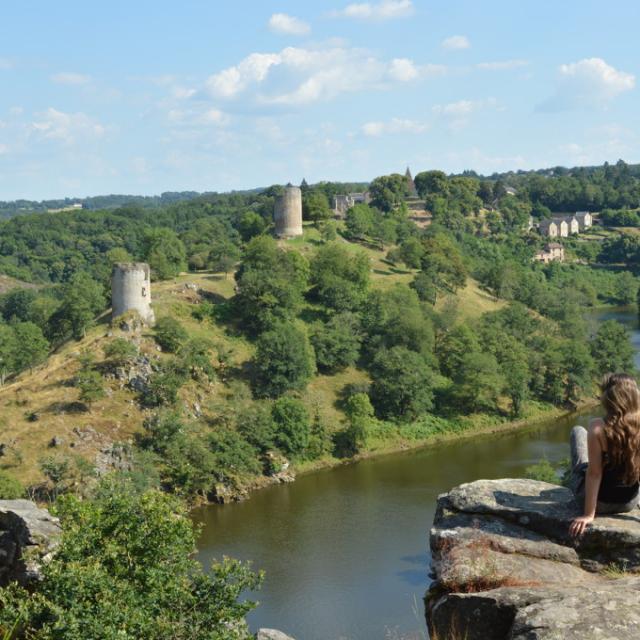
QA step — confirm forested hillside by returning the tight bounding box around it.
[0,166,636,504]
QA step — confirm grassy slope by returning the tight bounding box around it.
[0,228,506,486]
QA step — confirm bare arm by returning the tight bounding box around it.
[570,419,604,537]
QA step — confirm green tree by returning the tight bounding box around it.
[344,392,375,452]
[419,234,467,297]
[143,228,187,280]
[154,317,188,353]
[452,352,504,413]
[302,190,332,223]
[310,313,362,373]
[253,323,316,397]
[13,322,49,373]
[234,236,309,333]
[361,285,435,359]
[309,243,370,312]
[208,240,241,276]
[591,320,634,374]
[369,346,435,421]
[238,211,267,241]
[0,481,262,639]
[437,324,480,379]
[499,340,530,416]
[103,338,138,367]
[369,174,409,212]
[49,272,106,340]
[561,339,594,405]
[397,237,425,269]
[0,324,16,384]
[345,204,375,239]
[414,170,448,200]
[319,220,338,242]
[272,397,310,457]
[74,356,106,407]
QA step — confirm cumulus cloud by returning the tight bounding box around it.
[362,117,429,136]
[268,13,311,36]
[31,108,105,144]
[539,57,635,111]
[432,98,499,131]
[50,72,92,85]
[205,46,439,107]
[476,59,528,71]
[330,0,414,21]
[441,35,470,51]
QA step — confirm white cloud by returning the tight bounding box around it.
[362,117,429,136]
[50,72,92,85]
[31,108,105,144]
[539,57,635,111]
[476,59,528,71]
[0,59,12,70]
[205,46,437,106]
[268,13,311,36]
[167,107,229,127]
[0,143,8,155]
[432,97,498,116]
[432,98,499,131]
[388,58,419,81]
[441,35,470,51]
[330,0,413,21]
[207,52,280,98]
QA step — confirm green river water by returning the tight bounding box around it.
[193,307,639,640]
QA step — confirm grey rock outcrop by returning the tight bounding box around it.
[256,629,296,640]
[0,500,61,585]
[427,478,640,639]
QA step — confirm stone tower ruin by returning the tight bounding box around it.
[274,184,303,238]
[111,263,155,325]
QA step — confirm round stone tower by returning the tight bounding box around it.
[111,263,155,325]
[274,185,303,238]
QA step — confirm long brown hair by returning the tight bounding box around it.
[601,373,640,484]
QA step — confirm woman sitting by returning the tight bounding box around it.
[569,373,640,538]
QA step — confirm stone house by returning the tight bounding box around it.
[333,192,370,217]
[534,242,564,264]
[575,211,593,230]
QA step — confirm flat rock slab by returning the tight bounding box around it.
[427,479,640,640]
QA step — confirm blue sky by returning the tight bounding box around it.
[1,0,639,199]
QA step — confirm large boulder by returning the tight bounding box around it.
[427,478,640,639]
[256,630,296,640]
[0,499,61,585]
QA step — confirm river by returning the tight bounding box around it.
[194,306,639,640]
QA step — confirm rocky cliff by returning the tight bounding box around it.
[0,499,61,586]
[427,479,640,639]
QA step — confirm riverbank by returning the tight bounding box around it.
[213,397,601,505]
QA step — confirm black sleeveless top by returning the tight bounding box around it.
[599,451,640,504]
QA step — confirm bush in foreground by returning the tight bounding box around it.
[0,479,262,639]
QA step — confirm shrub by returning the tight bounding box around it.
[0,471,24,499]
[103,338,138,366]
[153,317,188,353]
[0,480,262,639]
